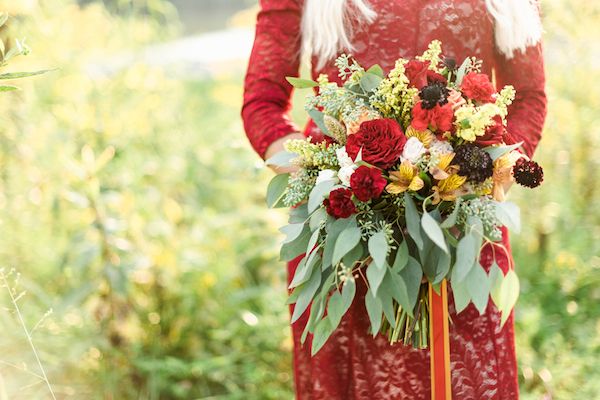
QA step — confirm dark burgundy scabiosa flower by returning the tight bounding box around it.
[419,81,450,110]
[513,158,544,188]
[350,166,387,202]
[454,143,494,183]
[324,188,356,219]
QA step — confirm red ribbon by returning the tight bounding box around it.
[429,280,452,400]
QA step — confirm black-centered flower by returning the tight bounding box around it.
[513,158,544,188]
[419,82,449,110]
[454,143,494,183]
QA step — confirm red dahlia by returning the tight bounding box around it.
[346,119,407,169]
[350,166,387,202]
[324,188,356,219]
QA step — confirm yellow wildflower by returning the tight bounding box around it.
[386,160,425,194]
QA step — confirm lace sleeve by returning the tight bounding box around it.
[494,41,547,158]
[241,0,303,159]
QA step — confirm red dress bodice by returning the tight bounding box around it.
[242,1,547,398]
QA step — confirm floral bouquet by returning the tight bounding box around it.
[266,41,544,355]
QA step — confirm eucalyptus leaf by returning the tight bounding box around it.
[368,230,389,268]
[286,76,318,88]
[359,72,383,92]
[466,263,491,315]
[489,262,504,307]
[399,256,423,311]
[311,317,335,355]
[440,198,462,228]
[332,227,362,266]
[341,279,356,314]
[265,151,297,168]
[422,211,449,254]
[307,109,332,138]
[495,201,521,234]
[450,231,478,283]
[291,267,322,323]
[280,224,311,261]
[498,269,520,327]
[280,223,306,244]
[366,261,386,296]
[310,207,327,232]
[451,279,471,313]
[365,289,383,336]
[266,173,290,208]
[327,290,345,326]
[483,142,524,161]
[301,295,325,343]
[404,193,424,250]
[367,64,385,78]
[392,240,409,272]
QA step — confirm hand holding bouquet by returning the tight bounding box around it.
[266,41,544,355]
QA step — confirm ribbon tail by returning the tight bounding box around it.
[429,280,452,400]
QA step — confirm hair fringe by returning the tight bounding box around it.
[301,0,543,67]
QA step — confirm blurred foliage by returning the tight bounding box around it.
[0,0,597,399]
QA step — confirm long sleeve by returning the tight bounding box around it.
[494,41,547,158]
[242,0,303,159]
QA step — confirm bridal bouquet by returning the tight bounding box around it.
[266,41,544,355]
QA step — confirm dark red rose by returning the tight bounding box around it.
[461,72,496,103]
[346,118,407,169]
[350,166,387,202]
[411,102,454,133]
[427,70,448,86]
[324,188,356,219]
[475,115,505,146]
[405,60,430,88]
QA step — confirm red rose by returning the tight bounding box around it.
[346,119,407,169]
[324,188,356,219]
[461,72,496,103]
[405,60,430,89]
[475,115,505,146]
[411,102,454,133]
[350,166,387,202]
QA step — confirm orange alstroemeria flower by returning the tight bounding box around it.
[386,160,425,194]
[492,150,525,201]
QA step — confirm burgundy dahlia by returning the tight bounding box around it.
[513,158,544,188]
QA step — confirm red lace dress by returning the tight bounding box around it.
[242,1,547,399]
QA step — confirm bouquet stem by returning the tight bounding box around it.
[384,283,430,349]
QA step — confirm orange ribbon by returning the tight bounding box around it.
[429,280,452,400]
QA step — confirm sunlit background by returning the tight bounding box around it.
[0,1,597,399]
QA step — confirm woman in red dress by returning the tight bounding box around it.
[242,1,547,398]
